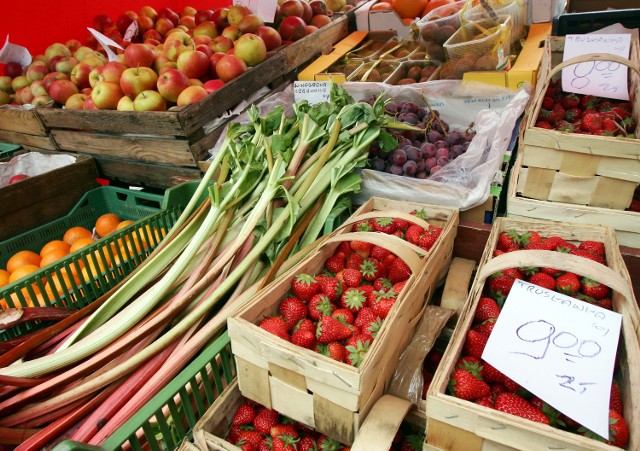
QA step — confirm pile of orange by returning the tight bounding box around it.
[372,0,458,22]
[0,213,165,308]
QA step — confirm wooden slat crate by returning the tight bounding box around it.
[508,149,640,248]
[228,198,458,445]
[426,217,640,451]
[35,16,349,188]
[0,106,58,151]
[521,36,640,210]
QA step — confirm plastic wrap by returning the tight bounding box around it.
[415,0,467,62]
[0,152,76,187]
[464,0,526,44]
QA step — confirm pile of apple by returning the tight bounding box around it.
[0,1,346,112]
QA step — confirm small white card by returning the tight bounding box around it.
[293,81,332,105]
[0,35,32,66]
[562,33,631,101]
[233,0,278,23]
[87,27,123,62]
[123,21,139,43]
[483,279,622,438]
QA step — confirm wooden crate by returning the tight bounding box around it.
[0,106,58,151]
[426,217,640,451]
[228,198,458,445]
[521,36,640,210]
[508,149,640,248]
[0,151,98,241]
[35,16,349,188]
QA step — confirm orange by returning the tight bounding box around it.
[422,0,457,15]
[0,269,10,288]
[40,248,69,268]
[63,226,93,247]
[371,2,393,10]
[44,270,79,299]
[70,237,97,254]
[9,264,43,297]
[392,0,427,19]
[40,240,71,258]
[116,219,135,231]
[95,213,121,238]
[7,250,42,274]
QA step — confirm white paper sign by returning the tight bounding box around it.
[293,81,332,105]
[562,33,631,101]
[483,279,622,439]
[87,27,123,62]
[123,21,139,43]
[233,0,278,23]
[0,35,32,66]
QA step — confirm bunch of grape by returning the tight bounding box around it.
[367,100,476,178]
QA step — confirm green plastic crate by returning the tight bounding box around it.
[0,142,21,159]
[54,331,236,451]
[0,181,200,341]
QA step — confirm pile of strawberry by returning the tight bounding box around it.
[447,229,629,448]
[535,79,636,138]
[258,211,443,367]
[389,423,426,451]
[226,397,349,451]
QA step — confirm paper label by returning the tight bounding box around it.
[483,279,622,438]
[294,81,332,104]
[233,0,278,23]
[123,21,139,43]
[561,34,631,101]
[314,73,347,83]
[0,35,32,66]
[87,27,123,62]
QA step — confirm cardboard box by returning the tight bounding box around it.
[463,22,552,90]
[297,32,369,82]
[354,1,413,39]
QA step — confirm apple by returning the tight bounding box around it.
[65,93,87,109]
[227,5,251,25]
[0,91,10,105]
[116,95,134,110]
[89,67,103,88]
[238,15,264,34]
[209,52,225,78]
[0,76,13,93]
[280,0,304,18]
[176,85,208,107]
[43,72,69,91]
[73,46,94,61]
[155,17,175,36]
[195,9,214,24]
[306,25,319,35]
[158,7,180,26]
[310,14,332,28]
[9,174,29,184]
[182,6,197,16]
[143,29,163,42]
[193,35,212,46]
[48,55,67,72]
[309,0,329,16]
[11,75,30,92]
[176,50,210,80]
[209,35,234,54]
[92,81,124,109]
[144,38,162,47]
[30,80,48,97]
[100,61,127,83]
[66,39,83,53]
[32,95,52,107]
[45,43,72,61]
[93,14,113,32]
[4,62,24,78]
[49,79,79,104]
[164,32,195,62]
[179,16,196,29]
[153,53,172,73]
[203,78,224,93]
[54,57,78,75]
[136,15,155,33]
[233,34,267,67]
[26,61,49,82]
[120,67,158,99]
[301,1,313,23]
[16,86,34,105]
[81,51,107,68]
[139,6,158,20]
[215,54,247,83]
[134,89,167,111]
[196,44,213,58]
[255,26,282,51]
[279,16,307,41]
[193,21,219,39]
[211,8,230,32]
[83,95,98,110]
[116,11,138,34]
[326,0,347,12]
[221,25,242,42]
[157,68,191,102]
[81,87,92,95]
[124,43,156,68]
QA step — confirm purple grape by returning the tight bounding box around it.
[398,136,411,148]
[427,131,442,143]
[416,122,426,129]
[430,165,442,175]
[432,120,449,134]
[425,157,437,169]
[434,140,448,150]
[391,149,407,166]
[400,101,418,114]
[371,157,386,171]
[416,171,428,179]
[390,164,403,175]
[417,109,427,121]
[405,146,420,161]
[437,155,450,167]
[368,142,381,157]
[403,160,417,176]
[403,130,418,142]
[420,142,436,158]
[435,147,449,158]
[464,132,475,142]
[415,159,425,172]
[462,141,470,151]
[385,101,400,115]
[445,130,463,145]
[451,144,465,158]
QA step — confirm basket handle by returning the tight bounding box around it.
[477,250,634,303]
[338,210,435,233]
[542,52,640,90]
[322,232,425,275]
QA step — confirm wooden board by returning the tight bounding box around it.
[0,107,57,150]
[426,217,640,451]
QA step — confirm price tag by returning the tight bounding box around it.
[0,35,32,66]
[123,20,139,43]
[87,27,123,62]
[233,0,278,23]
[483,279,622,438]
[561,34,631,101]
[293,81,332,104]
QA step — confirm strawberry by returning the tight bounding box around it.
[259,316,290,342]
[474,297,501,323]
[326,341,348,362]
[524,241,545,250]
[342,268,362,288]
[528,272,556,290]
[610,381,623,415]
[448,368,490,401]
[308,294,335,321]
[561,93,580,109]
[350,240,373,258]
[540,266,563,277]
[316,315,353,343]
[291,328,317,349]
[387,258,412,283]
[317,276,342,302]
[520,230,542,247]
[318,435,343,451]
[578,240,605,256]
[298,435,318,451]
[237,430,265,449]
[253,408,281,435]
[340,288,367,313]
[535,120,552,129]
[331,308,354,325]
[325,253,345,274]
[579,410,629,448]
[541,96,554,110]
[494,393,550,425]
[472,318,497,336]
[405,224,425,245]
[270,424,299,440]
[278,297,308,331]
[556,241,578,253]
[354,306,377,328]
[602,117,619,133]
[418,229,439,251]
[479,360,505,384]
[580,278,610,299]
[597,298,613,310]
[393,217,410,230]
[487,273,516,305]
[556,272,580,295]
[370,245,391,261]
[363,316,383,339]
[502,375,521,393]
[476,396,495,409]
[541,235,568,251]
[490,383,508,399]
[345,336,371,367]
[370,217,397,234]
[582,112,604,134]
[233,403,257,426]
[555,120,574,132]
[337,241,353,255]
[291,274,320,302]
[463,330,489,359]
[227,424,247,443]
[272,436,299,451]
[497,230,521,251]
[629,198,640,212]
[572,248,606,265]
[529,396,564,427]
[351,219,372,232]
[360,258,385,282]
[371,290,397,319]
[564,106,582,122]
[581,94,599,110]
[345,253,364,270]
[373,277,393,292]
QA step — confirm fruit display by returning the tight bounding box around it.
[349,60,401,82]
[385,61,440,85]
[366,99,476,178]
[463,0,526,45]
[415,0,466,62]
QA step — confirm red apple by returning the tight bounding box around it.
[120,66,158,99]
[124,43,156,68]
[69,62,92,89]
[54,57,78,75]
[0,76,13,93]
[310,0,329,16]
[136,15,155,33]
[83,95,98,110]
[255,26,282,51]
[11,75,30,92]
[279,16,307,41]
[209,35,234,54]
[238,15,265,34]
[49,79,79,104]
[193,21,219,39]
[195,9,214,24]
[215,54,247,83]
[310,14,332,28]
[32,94,52,106]
[306,25,319,35]
[144,38,162,47]
[15,86,34,105]
[100,61,127,83]
[227,5,251,26]
[157,68,191,102]
[81,87,92,95]
[301,1,313,23]
[117,95,135,110]
[4,62,23,78]
[193,35,212,46]
[164,32,195,62]
[209,52,225,78]
[139,6,158,20]
[203,79,224,93]
[92,80,124,109]
[280,0,305,18]
[65,93,87,109]
[176,50,210,79]
[133,89,166,111]
[233,34,267,67]
[211,8,230,32]
[26,61,49,82]
[158,7,180,26]
[80,51,107,68]
[8,174,29,184]
[43,72,69,91]
[221,25,242,42]
[177,85,208,106]
[143,29,163,42]
[30,80,48,97]
[65,39,83,53]
[93,14,113,32]
[155,17,175,36]
[179,15,196,29]
[116,12,137,34]
[196,44,213,58]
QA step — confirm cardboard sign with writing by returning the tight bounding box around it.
[293,81,332,104]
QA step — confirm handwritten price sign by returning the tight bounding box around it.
[483,279,622,438]
[293,81,332,105]
[561,34,631,101]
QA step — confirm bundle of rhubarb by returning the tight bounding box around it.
[0,84,412,448]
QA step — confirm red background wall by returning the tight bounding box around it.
[0,0,231,60]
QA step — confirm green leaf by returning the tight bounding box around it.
[377,130,398,153]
